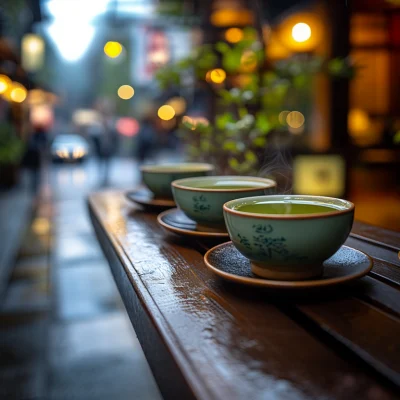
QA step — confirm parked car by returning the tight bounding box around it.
[51,134,90,163]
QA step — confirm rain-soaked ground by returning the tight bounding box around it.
[0,155,180,400]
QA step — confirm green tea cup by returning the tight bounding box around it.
[172,176,276,228]
[141,163,214,198]
[223,195,354,280]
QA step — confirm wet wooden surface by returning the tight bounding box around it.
[88,191,400,400]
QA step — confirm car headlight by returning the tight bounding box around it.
[56,148,69,158]
[72,147,87,159]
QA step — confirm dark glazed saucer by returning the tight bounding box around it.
[157,208,229,239]
[204,242,373,289]
[126,189,175,211]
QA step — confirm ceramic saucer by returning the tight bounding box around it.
[126,188,175,211]
[204,242,373,289]
[157,208,229,238]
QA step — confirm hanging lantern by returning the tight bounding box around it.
[22,34,45,72]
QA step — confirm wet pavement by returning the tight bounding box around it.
[1,157,166,399]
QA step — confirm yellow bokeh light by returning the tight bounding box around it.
[278,13,321,52]
[104,41,123,58]
[210,68,226,84]
[10,83,27,103]
[32,218,51,235]
[292,23,312,43]
[0,74,11,94]
[158,105,175,121]
[117,85,134,100]
[286,111,305,128]
[348,108,370,136]
[240,50,257,72]
[225,28,243,43]
[211,9,253,27]
[166,97,186,115]
[278,111,290,125]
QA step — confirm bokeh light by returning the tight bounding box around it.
[73,109,102,126]
[225,28,243,43]
[10,83,27,103]
[286,111,305,128]
[292,23,312,43]
[0,75,11,94]
[210,68,226,84]
[22,34,45,72]
[158,105,175,121]
[278,111,290,125]
[211,9,253,27]
[279,14,321,52]
[32,217,51,235]
[104,41,123,58]
[116,118,140,137]
[30,105,54,128]
[166,97,186,115]
[348,109,370,136]
[117,85,134,100]
[240,50,257,72]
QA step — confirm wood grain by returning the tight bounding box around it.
[89,192,400,400]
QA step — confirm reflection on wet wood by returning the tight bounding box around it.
[89,191,400,400]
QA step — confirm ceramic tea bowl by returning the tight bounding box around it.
[141,163,214,198]
[223,195,354,280]
[171,176,276,227]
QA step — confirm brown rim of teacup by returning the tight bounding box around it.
[172,176,276,193]
[140,163,214,173]
[223,195,355,220]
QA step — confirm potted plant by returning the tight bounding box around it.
[155,28,355,179]
[0,122,24,188]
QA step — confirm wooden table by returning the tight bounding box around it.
[88,191,400,400]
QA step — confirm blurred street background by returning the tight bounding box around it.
[0,0,399,398]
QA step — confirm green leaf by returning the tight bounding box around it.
[228,157,240,170]
[255,113,272,134]
[223,141,239,153]
[245,150,257,163]
[216,112,235,130]
[215,42,230,54]
[222,50,242,73]
[253,137,267,147]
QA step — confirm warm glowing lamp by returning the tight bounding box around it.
[158,105,175,121]
[278,13,322,52]
[117,85,134,100]
[10,83,27,103]
[292,23,311,43]
[0,75,11,94]
[211,9,253,27]
[104,41,123,58]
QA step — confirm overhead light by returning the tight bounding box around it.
[292,23,312,43]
